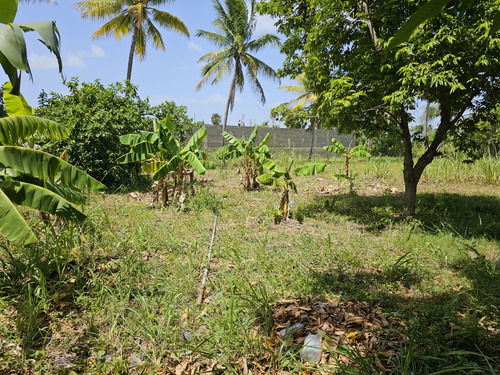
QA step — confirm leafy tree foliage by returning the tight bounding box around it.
[195,0,280,145]
[150,100,198,145]
[36,79,147,190]
[75,0,189,81]
[259,0,500,217]
[211,113,221,125]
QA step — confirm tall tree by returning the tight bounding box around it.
[196,0,280,146]
[259,0,500,218]
[75,0,189,81]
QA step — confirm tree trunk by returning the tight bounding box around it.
[399,107,418,218]
[361,1,378,47]
[126,27,138,82]
[399,99,454,218]
[423,100,430,149]
[222,62,239,147]
[308,118,316,161]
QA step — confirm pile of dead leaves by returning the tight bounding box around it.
[269,295,405,373]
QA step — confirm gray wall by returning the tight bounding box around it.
[202,125,355,157]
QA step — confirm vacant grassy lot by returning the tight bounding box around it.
[1,154,499,374]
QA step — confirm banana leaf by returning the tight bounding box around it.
[151,156,182,180]
[0,115,69,146]
[0,188,36,245]
[3,82,32,116]
[0,179,86,222]
[183,151,206,175]
[257,172,284,187]
[0,146,106,192]
[183,126,207,152]
[324,138,346,155]
[350,145,371,158]
[0,0,17,25]
[116,141,158,164]
[294,163,326,176]
[18,21,62,76]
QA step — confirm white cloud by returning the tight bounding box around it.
[66,52,87,68]
[29,53,59,70]
[90,45,106,58]
[188,41,202,51]
[65,44,106,69]
[255,14,277,34]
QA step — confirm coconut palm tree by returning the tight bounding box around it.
[195,0,280,146]
[280,73,319,160]
[75,0,189,81]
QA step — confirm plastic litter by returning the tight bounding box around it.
[300,333,322,362]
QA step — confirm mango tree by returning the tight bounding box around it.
[324,137,371,193]
[218,126,271,191]
[257,158,326,222]
[0,85,106,245]
[118,117,216,206]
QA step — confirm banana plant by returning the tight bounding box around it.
[324,138,371,193]
[0,85,106,245]
[218,126,271,191]
[257,158,326,222]
[118,117,216,206]
[0,0,63,95]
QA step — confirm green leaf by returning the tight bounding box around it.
[152,155,182,180]
[257,172,283,187]
[257,132,270,148]
[119,131,158,146]
[387,0,450,50]
[3,81,32,115]
[323,138,347,155]
[294,163,326,176]
[183,126,207,152]
[18,21,63,76]
[248,126,259,144]
[0,0,18,25]
[350,145,371,158]
[0,115,69,146]
[0,187,36,245]
[0,23,28,72]
[183,151,206,175]
[261,158,286,174]
[0,179,86,222]
[0,146,106,192]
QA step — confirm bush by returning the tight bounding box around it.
[36,79,200,191]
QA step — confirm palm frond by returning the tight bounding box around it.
[247,33,281,52]
[74,0,123,20]
[92,13,132,39]
[145,18,165,51]
[196,29,230,48]
[152,9,189,36]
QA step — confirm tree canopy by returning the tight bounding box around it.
[258,0,500,217]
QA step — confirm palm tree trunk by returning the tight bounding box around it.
[127,27,138,82]
[222,63,239,147]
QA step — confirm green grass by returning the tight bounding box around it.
[0,154,499,374]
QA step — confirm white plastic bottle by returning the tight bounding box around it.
[299,333,322,362]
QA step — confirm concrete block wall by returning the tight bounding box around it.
[202,124,355,157]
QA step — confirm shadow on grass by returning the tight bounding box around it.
[300,192,500,240]
[305,252,500,369]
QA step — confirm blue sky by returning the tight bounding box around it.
[15,0,294,126]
